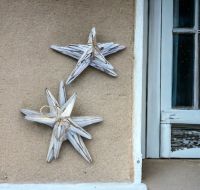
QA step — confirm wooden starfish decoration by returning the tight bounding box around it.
[21,81,103,163]
[51,27,126,85]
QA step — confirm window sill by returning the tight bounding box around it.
[143,159,200,190]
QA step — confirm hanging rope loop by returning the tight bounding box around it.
[39,105,51,117]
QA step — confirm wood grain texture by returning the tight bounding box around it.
[22,81,102,163]
[50,27,125,84]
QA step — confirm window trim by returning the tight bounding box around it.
[147,0,200,158]
[161,0,200,158]
[146,0,162,158]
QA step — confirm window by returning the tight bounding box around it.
[173,0,197,108]
[147,0,200,158]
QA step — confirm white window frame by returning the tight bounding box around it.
[146,0,162,158]
[0,0,147,189]
[147,0,200,158]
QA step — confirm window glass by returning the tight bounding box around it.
[172,34,194,107]
[174,0,195,28]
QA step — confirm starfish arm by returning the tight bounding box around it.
[61,93,77,117]
[90,59,117,77]
[47,132,58,162]
[47,134,63,162]
[45,88,60,114]
[88,27,96,44]
[68,118,92,139]
[67,131,92,163]
[21,109,56,118]
[50,44,88,60]
[71,116,103,127]
[21,109,41,116]
[66,49,91,85]
[46,142,54,162]
[50,42,125,60]
[47,121,66,162]
[89,50,118,77]
[95,49,114,66]
[59,80,67,106]
[98,42,126,57]
[24,115,56,127]
[69,125,92,140]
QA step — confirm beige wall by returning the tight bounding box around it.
[0,0,135,183]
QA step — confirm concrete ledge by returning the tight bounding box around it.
[0,183,147,190]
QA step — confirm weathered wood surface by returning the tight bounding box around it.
[21,81,103,163]
[51,27,126,84]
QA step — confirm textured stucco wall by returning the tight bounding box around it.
[0,0,135,183]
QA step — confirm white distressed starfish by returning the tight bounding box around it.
[21,81,103,163]
[51,27,126,85]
